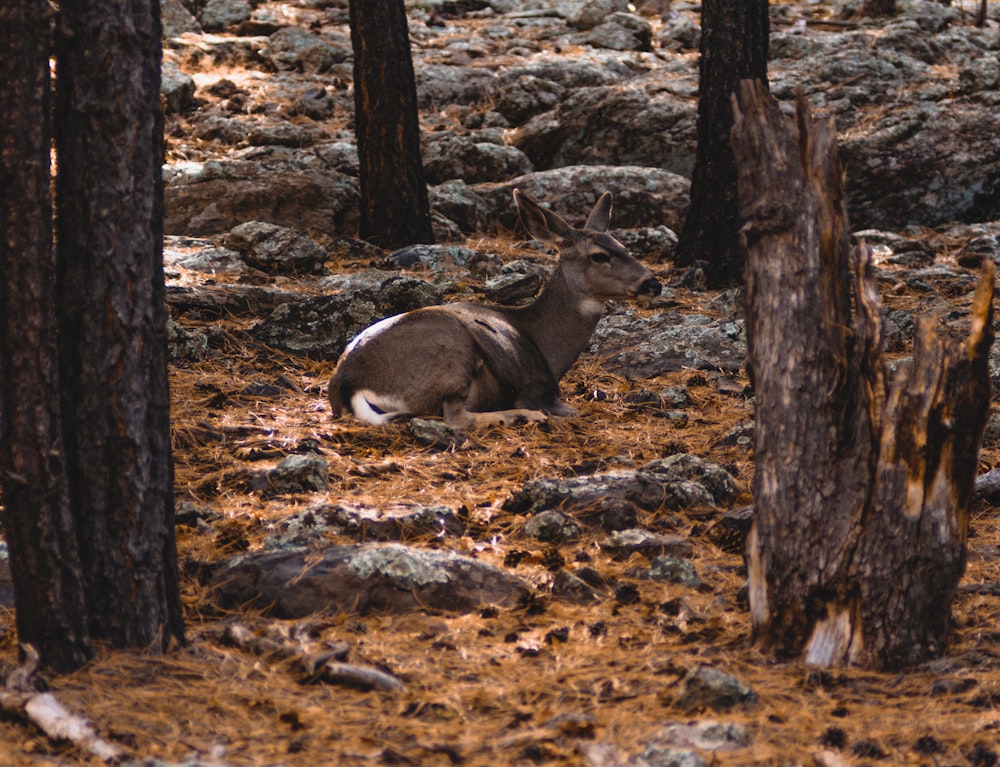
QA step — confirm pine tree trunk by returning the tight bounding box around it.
[674,0,768,287]
[0,0,92,673]
[349,0,435,248]
[733,80,993,669]
[54,0,184,650]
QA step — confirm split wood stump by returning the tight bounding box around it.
[731,80,994,669]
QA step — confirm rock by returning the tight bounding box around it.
[647,721,750,753]
[638,746,706,767]
[523,510,583,542]
[614,225,678,261]
[593,311,747,377]
[161,0,202,37]
[503,471,663,530]
[269,454,328,494]
[161,62,197,114]
[383,244,480,272]
[644,556,702,589]
[703,506,754,555]
[675,666,755,712]
[264,26,351,73]
[471,165,691,233]
[415,63,497,110]
[642,454,739,507]
[408,418,468,450]
[167,318,212,362]
[422,132,533,184]
[224,221,329,275]
[584,13,653,52]
[251,277,443,360]
[210,543,531,617]
[164,159,359,236]
[601,529,693,560]
[569,0,631,30]
[508,88,696,177]
[320,502,466,542]
[551,569,604,604]
[493,75,567,124]
[200,0,251,32]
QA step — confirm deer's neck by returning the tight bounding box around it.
[508,266,606,381]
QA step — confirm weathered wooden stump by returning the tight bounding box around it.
[732,79,994,668]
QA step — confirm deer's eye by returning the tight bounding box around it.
[590,251,611,264]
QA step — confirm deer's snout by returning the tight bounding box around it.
[637,277,662,297]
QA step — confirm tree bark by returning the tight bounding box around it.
[0,0,92,672]
[673,0,768,287]
[349,0,435,248]
[733,80,993,669]
[54,0,184,650]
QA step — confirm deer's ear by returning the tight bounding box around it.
[514,189,575,244]
[584,192,613,233]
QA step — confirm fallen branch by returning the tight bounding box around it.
[223,621,404,692]
[1,646,122,763]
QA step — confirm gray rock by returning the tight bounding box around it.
[568,0,630,30]
[656,13,701,51]
[551,569,603,604]
[252,276,443,360]
[161,62,197,114]
[638,746,706,767]
[503,471,664,530]
[247,121,327,148]
[654,721,750,752]
[384,244,479,272]
[320,502,466,542]
[644,556,702,589]
[703,506,754,555]
[161,0,202,37]
[584,13,653,52]
[508,87,697,177]
[164,159,358,236]
[224,221,328,275]
[416,63,496,110]
[210,543,531,617]
[408,418,468,450]
[601,529,693,560]
[471,165,691,233]
[423,132,533,184]
[200,0,251,32]
[269,453,329,494]
[164,237,248,275]
[593,311,746,377]
[523,510,583,542]
[642,454,739,507]
[493,74,567,124]
[167,318,212,362]
[675,666,755,712]
[265,26,351,73]
[613,226,678,261]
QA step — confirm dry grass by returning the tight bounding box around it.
[2,236,999,767]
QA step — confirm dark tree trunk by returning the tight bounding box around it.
[349,0,434,249]
[54,0,184,650]
[0,0,92,673]
[674,0,768,288]
[733,81,993,669]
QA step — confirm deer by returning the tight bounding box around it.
[328,189,662,429]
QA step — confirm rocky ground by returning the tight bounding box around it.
[3,0,1000,765]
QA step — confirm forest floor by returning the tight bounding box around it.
[2,2,1000,766]
[2,237,999,767]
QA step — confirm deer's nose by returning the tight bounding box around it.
[639,278,662,296]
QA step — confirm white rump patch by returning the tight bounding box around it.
[345,314,405,354]
[350,389,410,425]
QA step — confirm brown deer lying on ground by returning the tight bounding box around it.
[328,189,662,428]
